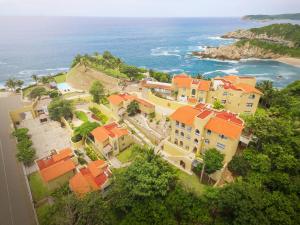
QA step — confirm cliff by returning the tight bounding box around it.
[194,24,300,61]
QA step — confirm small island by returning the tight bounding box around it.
[193,23,300,67]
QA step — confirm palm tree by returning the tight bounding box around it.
[5,78,16,91]
[15,80,24,89]
[31,74,39,84]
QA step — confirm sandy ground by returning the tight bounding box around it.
[276,57,300,68]
[66,64,122,93]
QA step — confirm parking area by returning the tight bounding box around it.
[20,118,72,160]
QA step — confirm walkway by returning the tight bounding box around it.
[0,94,37,225]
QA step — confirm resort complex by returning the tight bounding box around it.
[4,50,300,225]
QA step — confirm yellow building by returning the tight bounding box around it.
[207,75,263,114]
[171,74,262,114]
[91,122,133,158]
[108,93,155,117]
[172,74,211,104]
[162,103,245,173]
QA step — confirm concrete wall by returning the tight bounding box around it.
[147,91,187,110]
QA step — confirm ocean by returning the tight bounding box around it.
[0,16,299,88]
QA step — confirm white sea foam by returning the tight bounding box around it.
[0,61,7,65]
[203,68,239,75]
[161,68,183,73]
[18,67,69,75]
[201,58,239,64]
[208,36,225,40]
[151,47,181,58]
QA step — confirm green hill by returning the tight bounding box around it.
[243,13,300,21]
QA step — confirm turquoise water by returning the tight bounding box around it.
[0,17,299,88]
[57,82,72,92]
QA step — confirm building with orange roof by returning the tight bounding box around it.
[69,160,111,196]
[162,103,245,175]
[36,148,76,190]
[172,74,211,104]
[108,93,155,117]
[208,75,262,114]
[90,122,133,158]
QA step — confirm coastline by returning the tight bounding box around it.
[275,57,300,68]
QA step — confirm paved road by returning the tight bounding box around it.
[0,94,36,225]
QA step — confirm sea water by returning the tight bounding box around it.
[0,16,299,88]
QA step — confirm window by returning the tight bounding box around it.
[195,129,200,136]
[249,94,255,99]
[216,142,225,150]
[223,92,228,96]
[198,98,203,102]
[191,89,196,96]
[193,147,197,153]
[205,139,210,144]
[187,126,192,132]
[221,100,226,104]
[181,123,185,129]
[175,130,179,135]
[174,139,178,145]
[180,132,184,137]
[246,103,253,107]
[179,141,183,147]
[207,130,211,135]
[219,134,227,140]
[194,139,199,144]
[176,121,179,127]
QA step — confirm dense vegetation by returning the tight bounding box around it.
[243,13,300,21]
[250,24,300,47]
[71,51,146,80]
[71,51,171,82]
[236,39,300,58]
[48,98,74,121]
[12,128,36,165]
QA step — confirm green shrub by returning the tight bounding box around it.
[71,134,82,143]
[75,111,88,122]
[29,87,47,99]
[89,107,108,124]
[85,147,98,161]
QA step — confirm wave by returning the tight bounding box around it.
[150,47,182,58]
[203,68,239,75]
[161,68,184,73]
[200,57,239,64]
[208,36,225,40]
[187,45,207,52]
[18,67,69,75]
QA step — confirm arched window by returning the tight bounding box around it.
[179,141,183,147]
[194,139,199,144]
[175,130,179,135]
[174,139,178,145]
[180,132,184,137]
[193,147,197,153]
[191,89,196,95]
[195,129,200,136]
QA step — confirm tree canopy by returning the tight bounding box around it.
[89,81,105,104]
[48,98,74,121]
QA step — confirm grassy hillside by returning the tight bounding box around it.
[250,24,300,47]
[243,13,300,21]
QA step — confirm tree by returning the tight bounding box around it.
[31,74,39,84]
[89,81,105,104]
[5,78,17,91]
[16,147,36,165]
[203,148,224,174]
[48,98,74,121]
[228,155,250,176]
[212,100,224,110]
[29,87,47,99]
[40,76,51,84]
[126,100,139,116]
[15,79,24,89]
[74,121,99,142]
[256,80,274,108]
[243,149,271,173]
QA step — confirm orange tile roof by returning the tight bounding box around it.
[173,74,192,88]
[91,122,129,143]
[170,106,200,125]
[188,97,197,104]
[205,117,243,139]
[69,173,93,195]
[197,80,211,91]
[40,159,75,182]
[52,148,73,162]
[234,83,263,95]
[108,95,124,105]
[69,160,110,196]
[222,75,239,83]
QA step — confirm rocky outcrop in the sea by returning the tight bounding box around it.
[193,42,282,60]
[222,29,295,47]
